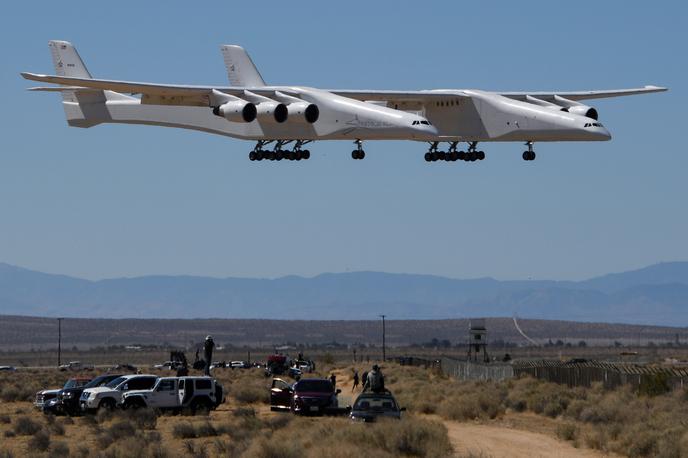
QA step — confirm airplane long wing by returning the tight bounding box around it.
[22,72,666,107]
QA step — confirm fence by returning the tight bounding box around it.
[439,357,513,381]
[397,355,688,391]
[512,359,688,391]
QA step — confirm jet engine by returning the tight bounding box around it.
[286,102,320,123]
[212,100,257,122]
[563,105,598,120]
[552,95,598,120]
[255,102,288,123]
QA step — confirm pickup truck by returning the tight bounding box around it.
[59,361,94,372]
[121,376,224,414]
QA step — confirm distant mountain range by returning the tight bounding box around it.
[0,262,687,325]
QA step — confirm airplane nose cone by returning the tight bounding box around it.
[599,126,612,141]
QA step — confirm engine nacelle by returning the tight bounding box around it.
[255,102,288,123]
[286,102,320,124]
[212,101,257,123]
[564,105,598,120]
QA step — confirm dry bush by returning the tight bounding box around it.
[172,421,196,439]
[555,422,578,442]
[13,415,41,435]
[51,441,70,457]
[0,415,10,424]
[28,429,51,452]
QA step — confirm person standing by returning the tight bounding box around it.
[362,371,368,390]
[329,373,337,390]
[352,370,360,392]
[203,335,215,376]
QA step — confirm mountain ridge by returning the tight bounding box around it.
[0,261,686,325]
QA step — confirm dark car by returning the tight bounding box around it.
[270,378,341,415]
[350,391,405,422]
[44,374,122,416]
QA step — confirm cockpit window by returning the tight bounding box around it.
[412,120,432,126]
[584,122,604,128]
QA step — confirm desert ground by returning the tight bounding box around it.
[2,359,685,457]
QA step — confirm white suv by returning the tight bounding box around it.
[80,374,157,412]
[121,376,224,414]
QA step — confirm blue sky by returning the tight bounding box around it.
[0,1,685,281]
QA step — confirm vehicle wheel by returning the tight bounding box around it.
[302,150,311,160]
[249,151,256,161]
[437,151,446,161]
[477,151,485,160]
[351,150,358,160]
[448,151,458,161]
[523,151,529,161]
[359,151,365,159]
[98,399,115,412]
[457,151,466,160]
[190,399,211,416]
[275,150,284,161]
[424,152,432,162]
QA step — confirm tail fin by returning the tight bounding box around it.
[220,45,266,87]
[49,40,92,78]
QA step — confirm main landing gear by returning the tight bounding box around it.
[522,141,536,161]
[249,140,312,161]
[351,139,365,160]
[424,142,485,163]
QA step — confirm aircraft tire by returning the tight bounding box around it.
[458,151,466,160]
[249,152,256,161]
[352,150,358,159]
[424,152,432,162]
[302,150,311,160]
[477,151,485,160]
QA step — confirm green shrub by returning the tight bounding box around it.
[172,421,196,439]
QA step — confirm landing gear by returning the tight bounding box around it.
[425,141,485,163]
[522,141,536,161]
[351,139,365,160]
[249,140,312,162]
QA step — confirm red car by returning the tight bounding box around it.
[270,378,341,415]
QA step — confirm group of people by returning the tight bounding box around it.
[345,364,385,393]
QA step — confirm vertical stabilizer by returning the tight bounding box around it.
[220,45,266,87]
[49,40,92,78]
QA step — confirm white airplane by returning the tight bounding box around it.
[22,40,666,163]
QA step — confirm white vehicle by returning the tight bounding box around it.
[80,374,157,412]
[22,41,666,163]
[59,361,94,371]
[121,376,224,414]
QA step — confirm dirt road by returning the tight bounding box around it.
[444,420,613,458]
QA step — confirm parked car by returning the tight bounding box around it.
[59,361,94,372]
[153,361,179,370]
[43,374,122,416]
[349,391,405,422]
[80,374,158,413]
[109,364,137,373]
[0,366,16,372]
[121,376,224,414]
[35,377,91,410]
[270,378,341,415]
[230,361,251,369]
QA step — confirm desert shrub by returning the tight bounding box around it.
[13,415,41,435]
[109,419,136,440]
[0,415,10,424]
[196,421,218,437]
[172,421,196,439]
[234,406,256,417]
[60,415,74,425]
[28,429,51,452]
[183,440,208,458]
[556,422,578,441]
[3,430,15,438]
[233,385,267,404]
[51,441,70,457]
[49,419,65,435]
[0,449,14,458]
[126,408,158,430]
[638,373,671,397]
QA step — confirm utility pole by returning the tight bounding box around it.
[379,314,386,362]
[57,318,64,367]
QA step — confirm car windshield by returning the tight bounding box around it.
[63,379,88,389]
[295,380,332,393]
[84,375,116,389]
[105,377,127,389]
[354,396,398,411]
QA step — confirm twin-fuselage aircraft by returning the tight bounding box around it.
[22,41,666,163]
